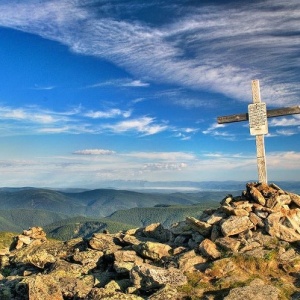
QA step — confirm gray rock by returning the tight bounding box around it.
[88,233,121,252]
[199,239,221,259]
[265,212,300,242]
[215,236,241,253]
[220,216,255,237]
[133,241,172,260]
[201,211,226,225]
[186,217,212,237]
[130,264,187,291]
[248,185,266,206]
[73,249,104,273]
[21,274,63,300]
[289,192,300,207]
[224,280,279,300]
[114,250,143,274]
[142,223,173,243]
[177,250,207,272]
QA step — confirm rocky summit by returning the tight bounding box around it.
[1,182,300,299]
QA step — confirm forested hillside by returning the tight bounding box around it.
[0,187,229,218]
[0,209,69,232]
[107,202,219,228]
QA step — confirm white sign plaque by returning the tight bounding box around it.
[248,102,268,135]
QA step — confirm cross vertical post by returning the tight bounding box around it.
[251,80,267,184]
[217,80,300,183]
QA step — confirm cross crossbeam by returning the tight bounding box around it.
[217,80,300,184]
[217,105,300,124]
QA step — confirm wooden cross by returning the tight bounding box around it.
[217,79,300,184]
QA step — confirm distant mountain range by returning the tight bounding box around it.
[46,180,300,193]
[0,181,299,240]
[0,188,228,218]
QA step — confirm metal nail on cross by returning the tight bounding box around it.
[217,79,300,184]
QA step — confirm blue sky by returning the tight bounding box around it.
[0,0,299,188]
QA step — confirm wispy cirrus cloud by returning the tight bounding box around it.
[202,122,236,139]
[0,0,299,105]
[30,84,56,90]
[86,78,149,88]
[172,127,199,140]
[0,105,188,138]
[122,80,149,87]
[0,106,67,124]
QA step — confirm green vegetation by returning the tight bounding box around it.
[178,250,297,300]
[108,203,219,227]
[0,209,69,232]
[0,188,222,240]
[44,216,134,240]
[0,187,223,218]
[0,231,16,249]
[43,201,219,240]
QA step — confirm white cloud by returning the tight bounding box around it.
[86,78,149,88]
[0,105,178,137]
[0,106,65,124]
[84,108,131,119]
[73,149,116,155]
[38,126,71,134]
[202,122,236,139]
[31,85,56,90]
[267,151,300,169]
[105,117,168,135]
[121,80,149,87]
[172,98,214,109]
[276,129,298,136]
[143,162,187,171]
[203,123,226,133]
[269,117,300,127]
[125,151,195,161]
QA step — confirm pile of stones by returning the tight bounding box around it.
[0,182,299,299]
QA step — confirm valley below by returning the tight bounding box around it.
[0,181,299,240]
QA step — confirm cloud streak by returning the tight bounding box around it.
[73,149,116,155]
[0,0,299,106]
[87,78,149,88]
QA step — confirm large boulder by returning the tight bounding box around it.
[199,239,221,259]
[220,216,255,237]
[21,275,63,300]
[133,241,172,260]
[130,263,187,291]
[224,279,279,300]
[142,223,173,243]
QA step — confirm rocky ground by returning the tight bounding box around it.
[1,182,300,299]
